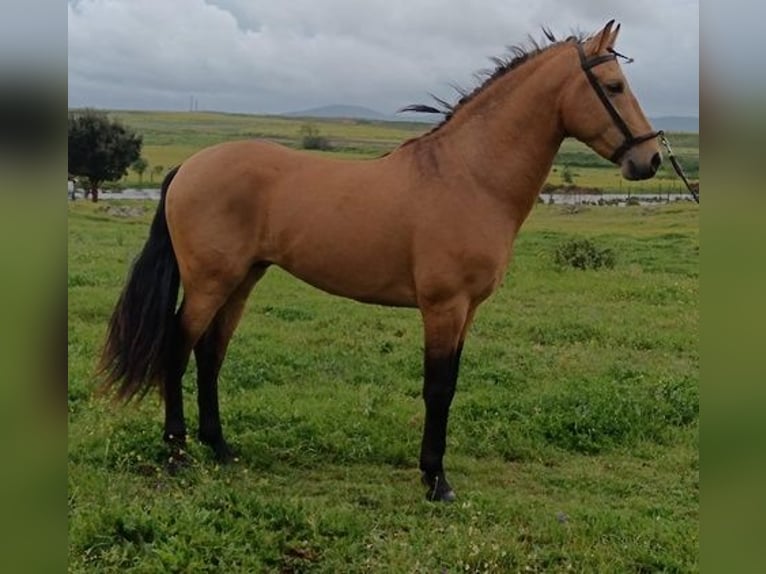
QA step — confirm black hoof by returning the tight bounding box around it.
[212,441,237,464]
[163,434,188,475]
[200,434,237,464]
[422,472,456,503]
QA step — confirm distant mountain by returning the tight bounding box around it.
[283,104,391,121]
[284,105,698,133]
[282,104,438,123]
[650,116,699,133]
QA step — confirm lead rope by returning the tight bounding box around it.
[658,131,699,204]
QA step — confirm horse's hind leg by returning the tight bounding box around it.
[163,284,233,463]
[195,265,268,461]
[163,313,189,451]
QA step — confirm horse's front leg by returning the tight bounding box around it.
[419,300,474,502]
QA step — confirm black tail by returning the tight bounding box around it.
[99,166,182,401]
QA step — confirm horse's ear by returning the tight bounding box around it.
[608,23,621,49]
[588,19,616,54]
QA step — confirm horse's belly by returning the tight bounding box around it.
[272,233,417,308]
[279,261,417,307]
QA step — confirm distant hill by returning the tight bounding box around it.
[282,104,438,123]
[283,104,391,121]
[284,105,698,133]
[650,116,699,133]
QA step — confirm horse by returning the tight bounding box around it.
[100,21,662,502]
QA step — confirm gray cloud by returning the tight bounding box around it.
[68,0,698,116]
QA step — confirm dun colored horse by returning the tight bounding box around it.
[101,21,662,501]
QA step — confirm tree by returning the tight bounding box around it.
[562,164,575,186]
[68,109,142,202]
[150,164,164,183]
[131,157,149,185]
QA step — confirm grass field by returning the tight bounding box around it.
[68,200,698,572]
[103,110,699,195]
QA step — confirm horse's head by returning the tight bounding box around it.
[560,20,662,181]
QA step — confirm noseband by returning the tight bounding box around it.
[577,43,661,164]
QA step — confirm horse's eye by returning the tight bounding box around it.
[606,81,625,95]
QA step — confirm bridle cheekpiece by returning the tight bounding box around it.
[576,43,662,164]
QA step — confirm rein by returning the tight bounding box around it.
[658,131,700,203]
[577,43,699,204]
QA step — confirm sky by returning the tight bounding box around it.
[68,0,699,118]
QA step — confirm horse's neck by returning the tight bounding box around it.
[407,48,571,222]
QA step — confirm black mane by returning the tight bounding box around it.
[398,29,585,141]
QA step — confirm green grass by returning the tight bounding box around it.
[68,201,698,572]
[100,110,699,193]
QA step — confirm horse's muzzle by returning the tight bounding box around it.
[622,151,662,181]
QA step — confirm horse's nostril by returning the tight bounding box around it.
[627,159,637,178]
[651,152,662,172]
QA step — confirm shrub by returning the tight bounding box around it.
[554,238,615,270]
[299,124,332,151]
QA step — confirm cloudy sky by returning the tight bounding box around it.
[68,0,699,117]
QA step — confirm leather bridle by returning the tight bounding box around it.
[577,43,699,203]
[577,43,661,164]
